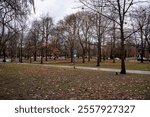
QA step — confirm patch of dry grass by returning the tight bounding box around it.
[30,59,150,71]
[0,63,150,100]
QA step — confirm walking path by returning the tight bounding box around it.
[1,62,150,75]
[37,64,150,75]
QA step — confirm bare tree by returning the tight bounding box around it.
[64,14,78,63]
[132,6,150,63]
[0,0,35,62]
[41,15,53,61]
[19,23,28,63]
[76,11,94,63]
[79,0,112,66]
[30,20,41,61]
[79,0,146,74]
[142,6,150,55]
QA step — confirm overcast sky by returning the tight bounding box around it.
[30,0,81,23]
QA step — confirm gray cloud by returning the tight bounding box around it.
[30,0,80,23]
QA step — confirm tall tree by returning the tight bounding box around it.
[0,0,35,61]
[30,20,41,61]
[41,15,53,61]
[64,14,78,63]
[76,11,94,63]
[79,0,145,74]
[132,6,150,63]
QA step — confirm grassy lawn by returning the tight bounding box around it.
[30,58,150,71]
[0,63,150,100]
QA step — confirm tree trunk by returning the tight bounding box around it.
[3,47,6,62]
[97,38,101,66]
[96,14,102,66]
[41,47,44,64]
[88,44,91,62]
[45,38,48,61]
[70,49,73,63]
[112,20,116,63]
[20,46,23,63]
[20,31,23,63]
[34,51,37,61]
[11,54,13,63]
[113,55,115,63]
[97,42,101,66]
[30,52,32,63]
[82,49,85,63]
[10,43,13,63]
[45,48,48,61]
[120,44,126,74]
[120,28,126,74]
[34,52,36,61]
[140,28,144,63]
[88,51,91,62]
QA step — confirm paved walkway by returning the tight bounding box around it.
[39,64,150,75]
[1,62,150,75]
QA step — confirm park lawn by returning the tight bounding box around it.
[31,59,150,71]
[0,63,150,100]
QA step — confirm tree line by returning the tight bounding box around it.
[0,0,150,74]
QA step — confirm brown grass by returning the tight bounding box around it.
[0,63,150,100]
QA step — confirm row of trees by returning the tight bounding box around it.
[79,0,150,74]
[0,0,35,62]
[0,0,150,74]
